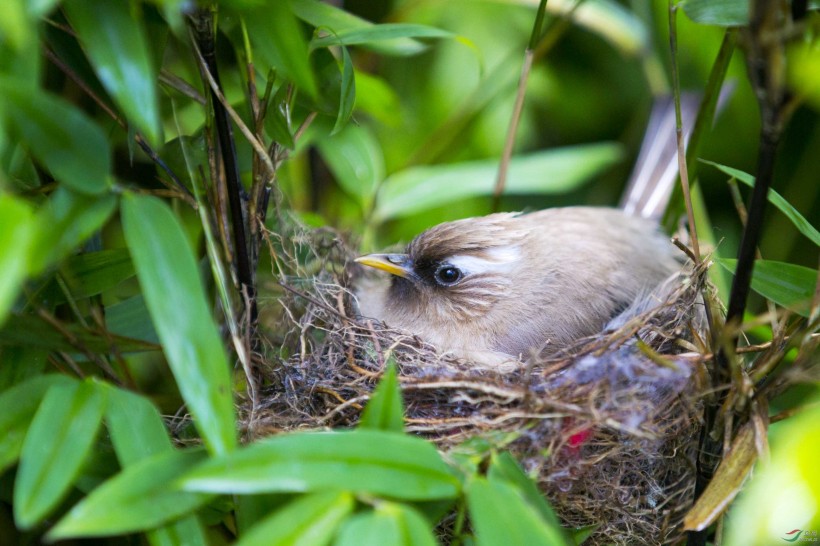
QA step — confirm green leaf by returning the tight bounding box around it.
[310,23,453,50]
[14,380,105,529]
[263,84,295,150]
[103,385,174,466]
[105,295,160,344]
[0,195,36,326]
[334,503,438,546]
[717,259,817,317]
[0,313,158,353]
[29,187,118,275]
[374,143,623,221]
[235,491,354,546]
[701,159,820,247]
[0,80,111,194]
[244,0,318,99]
[292,0,429,56]
[147,515,209,546]
[331,44,355,135]
[64,0,162,145]
[359,359,404,433]
[58,249,135,301]
[681,0,749,27]
[467,477,568,546]
[0,375,75,475]
[315,124,383,210]
[121,193,237,456]
[48,448,210,539]
[487,453,571,546]
[181,430,460,501]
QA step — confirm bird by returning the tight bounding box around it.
[354,95,700,365]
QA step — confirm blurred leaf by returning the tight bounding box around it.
[235,491,354,546]
[29,187,118,275]
[724,405,820,545]
[244,0,318,99]
[0,313,158,353]
[354,71,402,126]
[121,193,237,456]
[0,80,111,194]
[467,477,568,546]
[0,375,75,475]
[181,430,460,500]
[105,295,160,345]
[64,0,162,145]
[14,380,105,529]
[48,448,210,539]
[681,0,748,26]
[684,422,758,531]
[263,85,295,150]
[103,385,174,466]
[0,0,32,52]
[292,0,429,56]
[311,24,453,50]
[718,259,817,317]
[789,41,820,111]
[331,45,355,135]
[316,124,384,210]
[147,515,208,546]
[359,359,404,433]
[59,249,134,300]
[701,159,820,247]
[0,195,36,326]
[25,0,61,18]
[334,503,437,546]
[375,143,622,221]
[487,453,571,545]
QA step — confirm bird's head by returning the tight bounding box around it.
[355,213,528,323]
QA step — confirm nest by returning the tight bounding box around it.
[248,223,712,545]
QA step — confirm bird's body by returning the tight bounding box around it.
[356,207,680,364]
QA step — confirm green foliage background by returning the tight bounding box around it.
[0,0,818,544]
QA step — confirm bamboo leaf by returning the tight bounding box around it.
[467,477,567,546]
[681,0,749,27]
[315,124,383,210]
[48,448,210,539]
[0,195,36,326]
[121,193,237,456]
[702,159,820,247]
[0,375,75,475]
[181,430,460,501]
[374,143,622,221]
[331,44,355,135]
[235,491,354,546]
[64,0,162,145]
[105,295,160,345]
[310,24,453,50]
[103,385,174,466]
[0,81,111,194]
[14,380,105,529]
[334,503,438,546]
[359,359,404,433]
[58,249,135,301]
[718,259,817,317]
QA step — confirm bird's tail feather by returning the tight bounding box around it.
[619,93,701,221]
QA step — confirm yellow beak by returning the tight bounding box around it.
[355,254,414,279]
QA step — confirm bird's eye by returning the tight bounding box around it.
[434,265,463,286]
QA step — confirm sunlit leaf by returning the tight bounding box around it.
[64,0,162,145]
[334,503,437,546]
[374,143,622,220]
[48,449,210,539]
[0,81,111,194]
[14,380,105,529]
[701,159,820,247]
[724,405,820,545]
[359,359,404,433]
[310,24,453,50]
[789,42,820,112]
[181,430,460,500]
[235,491,354,546]
[315,124,383,210]
[0,195,35,326]
[0,375,75,475]
[467,477,568,546]
[121,193,237,456]
[29,187,118,275]
[718,259,817,317]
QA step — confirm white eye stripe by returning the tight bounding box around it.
[448,246,521,275]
